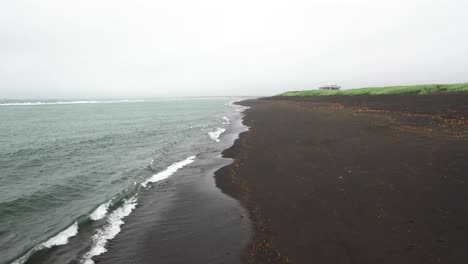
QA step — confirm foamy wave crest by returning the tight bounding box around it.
[225,100,239,107]
[43,222,79,248]
[0,100,148,106]
[208,128,226,142]
[81,197,137,264]
[222,116,230,125]
[90,201,111,221]
[11,222,79,263]
[141,156,196,188]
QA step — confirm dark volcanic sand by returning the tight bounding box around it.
[216,93,468,264]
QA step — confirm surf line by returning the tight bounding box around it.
[12,156,197,264]
[81,155,197,264]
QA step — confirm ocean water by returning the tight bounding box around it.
[0,98,250,264]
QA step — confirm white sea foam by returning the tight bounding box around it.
[11,250,34,264]
[90,201,111,221]
[141,156,196,188]
[81,197,137,264]
[222,116,230,125]
[43,222,79,248]
[225,100,239,107]
[12,222,79,263]
[208,128,226,142]
[0,100,149,106]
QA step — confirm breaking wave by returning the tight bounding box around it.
[208,128,226,142]
[43,222,79,248]
[90,201,112,221]
[11,156,197,264]
[81,155,196,263]
[141,156,196,188]
[0,100,149,106]
[81,197,138,264]
[11,222,79,264]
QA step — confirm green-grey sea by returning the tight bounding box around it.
[0,98,244,264]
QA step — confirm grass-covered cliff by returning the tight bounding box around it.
[279,83,468,96]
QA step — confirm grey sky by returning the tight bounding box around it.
[1,0,467,98]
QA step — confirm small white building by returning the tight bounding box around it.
[319,85,341,90]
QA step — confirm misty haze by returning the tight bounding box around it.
[1,1,467,264]
[1,0,467,99]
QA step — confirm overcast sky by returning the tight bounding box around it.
[1,0,467,98]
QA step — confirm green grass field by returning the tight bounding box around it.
[279,83,468,96]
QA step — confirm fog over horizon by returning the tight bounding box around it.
[1,0,467,99]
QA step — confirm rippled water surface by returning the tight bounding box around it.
[0,98,244,264]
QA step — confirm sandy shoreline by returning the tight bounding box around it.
[216,93,468,263]
[22,103,252,264]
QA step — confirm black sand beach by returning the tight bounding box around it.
[216,93,468,263]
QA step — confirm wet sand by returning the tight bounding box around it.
[216,93,468,263]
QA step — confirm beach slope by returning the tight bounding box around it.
[216,93,468,263]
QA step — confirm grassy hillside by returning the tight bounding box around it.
[279,83,468,96]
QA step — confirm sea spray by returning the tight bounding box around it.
[81,197,138,264]
[11,222,80,264]
[141,156,196,188]
[208,128,226,142]
[43,222,79,248]
[82,156,197,263]
[90,201,112,221]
